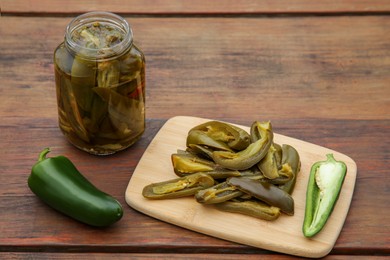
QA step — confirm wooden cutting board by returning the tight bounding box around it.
[125,116,357,258]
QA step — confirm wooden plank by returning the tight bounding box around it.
[1,17,389,121]
[2,0,390,15]
[0,118,388,254]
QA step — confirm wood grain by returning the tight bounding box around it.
[0,2,389,258]
[0,118,389,255]
[1,16,389,121]
[2,0,390,15]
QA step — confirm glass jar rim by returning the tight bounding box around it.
[65,11,133,60]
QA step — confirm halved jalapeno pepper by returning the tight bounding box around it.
[303,154,347,237]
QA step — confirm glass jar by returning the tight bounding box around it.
[54,12,145,155]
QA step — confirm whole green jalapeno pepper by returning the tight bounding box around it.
[303,154,347,238]
[28,148,123,227]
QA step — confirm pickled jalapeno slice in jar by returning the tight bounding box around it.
[54,12,146,155]
[71,22,124,49]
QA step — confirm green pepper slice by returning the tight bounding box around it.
[255,144,300,189]
[60,77,90,142]
[303,154,347,237]
[28,148,123,227]
[187,130,233,151]
[195,182,244,204]
[215,199,281,221]
[93,86,145,139]
[257,144,280,179]
[97,60,120,90]
[279,144,301,194]
[171,153,215,174]
[171,152,242,179]
[256,143,298,185]
[189,121,251,150]
[187,144,214,159]
[212,121,273,170]
[227,177,294,215]
[70,55,97,113]
[142,173,215,200]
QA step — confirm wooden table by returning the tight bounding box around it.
[1,1,389,259]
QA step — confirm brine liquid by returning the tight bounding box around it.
[54,44,145,155]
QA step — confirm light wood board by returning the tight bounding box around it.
[125,116,357,258]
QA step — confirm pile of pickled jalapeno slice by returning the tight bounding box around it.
[142,120,301,221]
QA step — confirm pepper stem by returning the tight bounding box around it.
[38,148,51,162]
[326,153,336,162]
